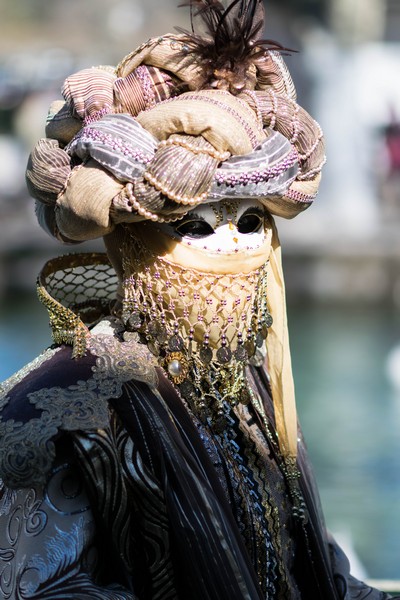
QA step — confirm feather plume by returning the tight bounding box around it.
[176,0,293,93]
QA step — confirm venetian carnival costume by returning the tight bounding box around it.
[0,1,395,599]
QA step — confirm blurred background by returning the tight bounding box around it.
[0,0,400,584]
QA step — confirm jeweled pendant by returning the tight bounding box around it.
[126,311,143,331]
[261,324,270,339]
[244,339,256,357]
[199,345,213,364]
[164,351,188,384]
[256,332,264,348]
[168,359,183,377]
[234,345,248,362]
[147,340,160,357]
[216,346,232,364]
[264,313,273,328]
[148,320,162,336]
[168,335,184,352]
[155,325,168,344]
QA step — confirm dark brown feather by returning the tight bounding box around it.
[176,0,293,93]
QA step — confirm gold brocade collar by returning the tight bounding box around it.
[37,252,118,358]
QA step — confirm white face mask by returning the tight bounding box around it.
[160,199,267,253]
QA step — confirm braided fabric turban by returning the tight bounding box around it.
[26,8,325,244]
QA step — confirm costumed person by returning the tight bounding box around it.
[0,1,396,598]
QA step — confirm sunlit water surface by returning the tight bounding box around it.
[1,292,399,580]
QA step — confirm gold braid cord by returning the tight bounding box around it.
[37,253,118,357]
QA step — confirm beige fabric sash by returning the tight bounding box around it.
[266,219,298,459]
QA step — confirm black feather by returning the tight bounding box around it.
[176,0,292,92]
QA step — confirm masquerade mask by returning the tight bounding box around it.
[160,199,266,253]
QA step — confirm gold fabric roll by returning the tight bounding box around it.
[260,174,321,219]
[255,51,297,100]
[56,159,123,241]
[62,66,117,119]
[142,135,220,206]
[239,90,325,182]
[114,65,182,115]
[116,34,204,90]
[26,138,71,205]
[45,101,82,146]
[137,89,264,155]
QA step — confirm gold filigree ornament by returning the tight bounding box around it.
[164,351,189,385]
[37,253,119,358]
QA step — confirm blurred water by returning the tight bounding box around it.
[0,292,52,377]
[287,301,400,580]
[0,292,400,580]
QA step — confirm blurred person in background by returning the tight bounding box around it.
[0,1,396,598]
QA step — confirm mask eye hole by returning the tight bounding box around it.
[175,218,215,239]
[237,210,264,234]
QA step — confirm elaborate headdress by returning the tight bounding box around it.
[26,0,325,468]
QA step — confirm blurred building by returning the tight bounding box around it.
[0,0,399,302]
[264,0,400,306]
